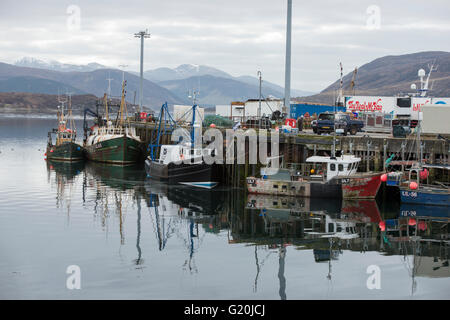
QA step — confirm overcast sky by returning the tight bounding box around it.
[0,0,449,92]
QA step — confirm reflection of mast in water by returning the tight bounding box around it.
[115,192,125,245]
[183,218,199,274]
[47,161,82,224]
[134,194,144,266]
[278,246,286,300]
[400,239,422,296]
[148,193,174,251]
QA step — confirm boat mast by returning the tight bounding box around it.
[119,80,126,127]
[191,91,198,150]
[104,93,109,123]
[332,63,343,159]
[68,93,75,136]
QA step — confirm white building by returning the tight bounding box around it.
[173,105,204,124]
[215,98,284,120]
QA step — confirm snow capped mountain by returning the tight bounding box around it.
[144,64,233,82]
[14,57,107,72]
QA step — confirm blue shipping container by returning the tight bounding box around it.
[290,103,346,119]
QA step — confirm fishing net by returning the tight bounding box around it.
[203,115,233,128]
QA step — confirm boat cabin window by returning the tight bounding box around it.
[282,185,287,190]
[191,149,194,155]
[273,185,278,189]
[347,163,352,170]
[338,164,344,171]
[328,223,334,233]
[330,164,336,171]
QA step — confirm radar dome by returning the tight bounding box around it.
[410,83,417,90]
[418,69,426,77]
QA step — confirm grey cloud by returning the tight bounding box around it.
[0,0,449,92]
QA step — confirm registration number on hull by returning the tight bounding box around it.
[402,191,418,198]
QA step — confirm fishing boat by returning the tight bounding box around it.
[145,102,219,189]
[246,154,382,199]
[397,103,449,206]
[46,95,84,161]
[399,165,449,206]
[84,81,142,164]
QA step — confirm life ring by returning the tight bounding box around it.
[180,154,185,160]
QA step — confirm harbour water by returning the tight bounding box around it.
[0,116,449,299]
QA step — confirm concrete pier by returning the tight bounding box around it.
[131,120,449,186]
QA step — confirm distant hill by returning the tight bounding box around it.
[0,62,188,110]
[15,57,108,73]
[299,51,450,104]
[9,59,315,106]
[235,75,314,98]
[145,64,314,101]
[144,64,234,82]
[159,74,289,105]
[0,92,99,114]
[0,76,86,95]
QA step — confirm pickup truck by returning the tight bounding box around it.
[316,112,364,136]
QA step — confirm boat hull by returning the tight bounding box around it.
[85,136,142,164]
[340,173,383,199]
[246,173,382,199]
[46,142,84,161]
[145,159,219,189]
[400,187,449,206]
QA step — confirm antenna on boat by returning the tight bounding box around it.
[106,72,113,97]
[118,64,128,85]
[418,63,437,97]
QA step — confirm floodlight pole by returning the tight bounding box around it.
[134,30,151,113]
[283,0,292,116]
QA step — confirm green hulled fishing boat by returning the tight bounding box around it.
[84,81,142,165]
[46,95,84,161]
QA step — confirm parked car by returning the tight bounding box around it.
[316,112,364,136]
[311,119,318,133]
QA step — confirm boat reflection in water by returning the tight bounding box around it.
[243,193,449,297]
[46,160,85,217]
[143,181,229,273]
[44,161,450,298]
[378,207,450,294]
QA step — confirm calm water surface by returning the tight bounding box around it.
[0,116,449,299]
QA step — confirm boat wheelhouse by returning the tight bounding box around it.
[46,96,84,162]
[84,82,142,164]
[247,154,382,199]
[145,103,220,189]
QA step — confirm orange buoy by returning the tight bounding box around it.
[379,221,386,231]
[419,169,429,180]
[409,181,418,190]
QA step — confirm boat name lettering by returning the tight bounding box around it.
[347,98,383,112]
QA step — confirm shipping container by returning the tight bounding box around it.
[289,103,345,119]
[421,104,450,135]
